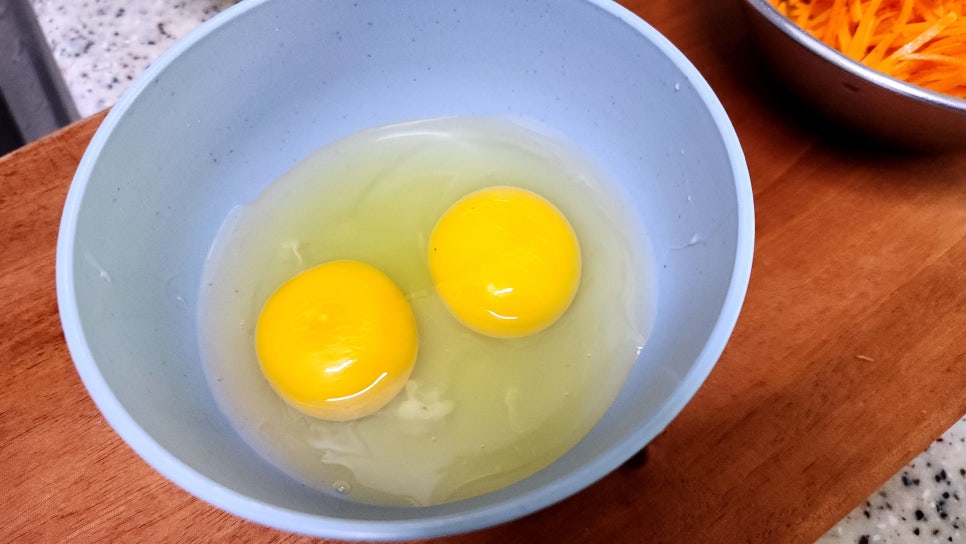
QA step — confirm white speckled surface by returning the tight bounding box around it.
[23,0,966,541]
[28,0,239,117]
[819,420,966,544]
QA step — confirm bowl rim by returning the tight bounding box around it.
[743,0,966,112]
[55,0,755,539]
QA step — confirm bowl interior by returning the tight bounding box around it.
[57,0,752,539]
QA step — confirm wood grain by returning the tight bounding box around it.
[3,1,966,543]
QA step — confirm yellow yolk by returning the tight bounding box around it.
[255,260,418,421]
[428,186,581,338]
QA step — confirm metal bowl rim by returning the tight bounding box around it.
[743,0,966,114]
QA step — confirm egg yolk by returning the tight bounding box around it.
[428,186,581,338]
[255,260,418,421]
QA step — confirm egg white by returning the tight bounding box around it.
[197,117,653,506]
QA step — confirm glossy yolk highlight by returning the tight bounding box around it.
[255,260,418,421]
[428,186,581,338]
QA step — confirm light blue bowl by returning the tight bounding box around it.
[56,0,753,539]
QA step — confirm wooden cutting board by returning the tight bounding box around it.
[3,1,966,542]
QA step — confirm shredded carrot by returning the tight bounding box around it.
[770,0,966,99]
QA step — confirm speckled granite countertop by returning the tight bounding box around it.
[28,0,238,116]
[819,422,966,544]
[24,0,966,542]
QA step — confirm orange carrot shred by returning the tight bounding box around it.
[769,0,966,99]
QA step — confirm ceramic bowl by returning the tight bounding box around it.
[742,0,966,149]
[56,0,753,539]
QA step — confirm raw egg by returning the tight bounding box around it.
[428,186,581,338]
[198,117,653,506]
[255,260,417,421]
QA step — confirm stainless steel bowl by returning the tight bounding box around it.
[742,0,966,149]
